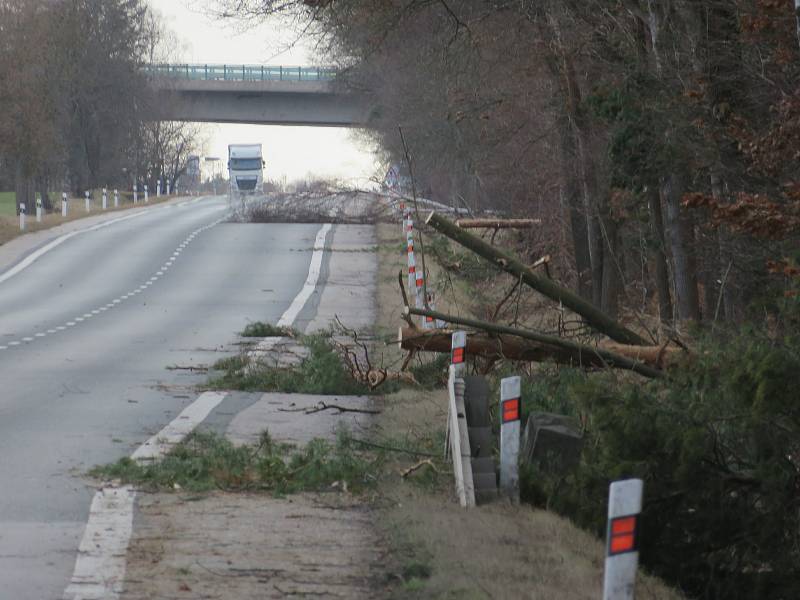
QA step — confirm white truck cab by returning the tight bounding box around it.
[228,144,264,195]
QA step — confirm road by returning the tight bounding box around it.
[0,196,335,599]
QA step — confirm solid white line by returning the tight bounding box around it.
[0,210,151,286]
[63,391,227,599]
[276,223,332,328]
[62,487,135,600]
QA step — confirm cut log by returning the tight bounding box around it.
[455,218,541,228]
[400,307,665,379]
[426,211,650,346]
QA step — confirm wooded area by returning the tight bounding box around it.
[0,0,198,211]
[218,0,799,331]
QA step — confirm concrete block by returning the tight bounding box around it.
[463,375,490,426]
[522,412,583,472]
[468,427,493,458]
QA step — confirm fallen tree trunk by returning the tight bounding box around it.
[401,307,665,378]
[425,211,650,346]
[455,218,541,228]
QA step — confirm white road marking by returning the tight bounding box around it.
[63,392,228,600]
[277,223,332,328]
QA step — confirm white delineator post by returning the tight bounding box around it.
[157,179,161,197]
[423,291,436,330]
[19,203,25,230]
[133,183,138,204]
[166,180,171,195]
[102,188,107,210]
[144,184,149,203]
[114,189,119,208]
[84,190,90,212]
[61,192,68,217]
[448,330,475,507]
[35,197,42,222]
[499,376,522,503]
[414,268,425,310]
[408,250,417,294]
[603,478,644,600]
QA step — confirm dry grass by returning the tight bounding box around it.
[372,222,685,599]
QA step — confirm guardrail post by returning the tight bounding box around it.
[62,192,68,217]
[84,190,90,212]
[114,189,119,208]
[36,197,42,222]
[102,188,107,210]
[499,376,521,503]
[19,203,25,230]
[603,478,643,600]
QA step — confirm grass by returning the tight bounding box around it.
[240,321,297,337]
[209,333,372,395]
[0,191,16,216]
[91,429,383,494]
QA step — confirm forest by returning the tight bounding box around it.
[0,0,198,210]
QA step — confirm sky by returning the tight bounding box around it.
[147,0,380,186]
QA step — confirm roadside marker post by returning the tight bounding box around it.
[61,192,68,217]
[84,191,90,212]
[447,330,475,507]
[499,376,521,503]
[166,181,171,195]
[19,203,25,231]
[102,188,107,210]
[114,189,119,208]
[144,184,148,203]
[423,292,437,330]
[35,197,42,222]
[414,268,425,310]
[408,252,417,294]
[133,184,137,204]
[602,478,643,600]
[451,330,467,377]
[157,180,161,197]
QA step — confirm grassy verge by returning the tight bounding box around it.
[370,222,683,599]
[0,192,191,246]
[0,192,15,217]
[92,429,383,495]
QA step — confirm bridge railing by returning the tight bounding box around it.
[145,63,337,82]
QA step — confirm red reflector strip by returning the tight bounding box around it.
[608,515,638,556]
[409,266,415,274]
[416,278,423,287]
[501,398,520,422]
[452,346,465,364]
[426,316,434,322]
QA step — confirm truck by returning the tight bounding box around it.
[227,144,264,195]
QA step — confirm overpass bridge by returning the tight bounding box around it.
[146,64,370,126]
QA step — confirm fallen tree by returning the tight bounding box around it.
[425,211,651,346]
[402,307,669,378]
[455,218,541,228]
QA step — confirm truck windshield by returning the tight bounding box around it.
[230,158,262,170]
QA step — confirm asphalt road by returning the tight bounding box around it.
[0,196,333,599]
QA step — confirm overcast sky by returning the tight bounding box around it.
[147,0,380,186]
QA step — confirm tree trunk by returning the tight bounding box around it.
[647,185,673,322]
[662,174,701,321]
[600,214,621,318]
[425,211,651,345]
[558,114,592,300]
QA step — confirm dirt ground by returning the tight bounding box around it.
[122,492,388,600]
